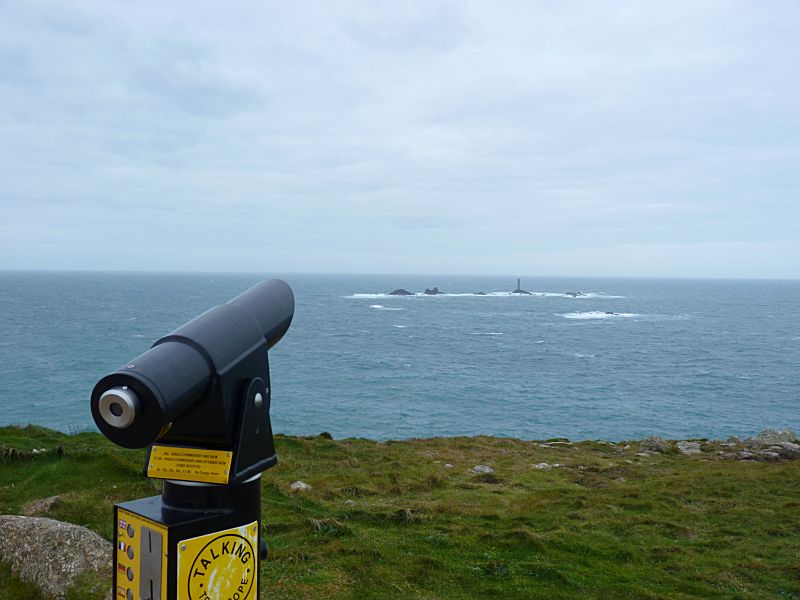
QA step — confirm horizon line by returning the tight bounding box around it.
[0,268,798,283]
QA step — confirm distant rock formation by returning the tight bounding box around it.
[512,278,531,295]
[423,287,443,295]
[474,292,486,296]
[388,288,414,296]
[566,291,586,297]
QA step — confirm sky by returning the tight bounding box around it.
[1,1,799,278]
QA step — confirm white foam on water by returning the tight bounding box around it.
[559,311,640,320]
[393,325,407,328]
[469,332,503,336]
[346,291,626,299]
[369,304,404,311]
[573,352,597,358]
[349,293,391,298]
[536,340,546,344]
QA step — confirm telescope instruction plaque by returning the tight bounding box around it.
[146,445,233,485]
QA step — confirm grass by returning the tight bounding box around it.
[1,426,799,599]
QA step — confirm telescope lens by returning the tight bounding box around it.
[98,387,140,429]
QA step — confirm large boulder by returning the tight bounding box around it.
[748,429,798,446]
[388,288,414,296]
[676,441,702,455]
[639,436,671,454]
[0,515,111,599]
[423,287,443,295]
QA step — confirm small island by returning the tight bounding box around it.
[512,278,532,295]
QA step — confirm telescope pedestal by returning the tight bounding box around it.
[113,477,262,600]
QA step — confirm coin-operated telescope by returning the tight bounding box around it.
[90,279,294,600]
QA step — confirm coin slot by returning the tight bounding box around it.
[140,526,162,600]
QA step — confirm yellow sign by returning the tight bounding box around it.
[177,521,258,600]
[146,445,232,484]
[116,509,168,600]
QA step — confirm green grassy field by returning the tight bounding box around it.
[1,425,799,599]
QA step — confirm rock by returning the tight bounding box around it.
[0,515,111,599]
[749,429,798,446]
[565,291,586,297]
[639,436,671,454]
[388,288,414,296]
[423,287,443,295]
[759,451,781,462]
[23,495,65,516]
[512,278,531,294]
[726,436,742,444]
[533,463,561,470]
[738,451,758,461]
[765,444,798,459]
[474,292,486,295]
[720,452,739,460]
[443,463,454,469]
[290,480,312,492]
[471,465,494,474]
[635,452,651,457]
[344,499,357,506]
[676,441,702,455]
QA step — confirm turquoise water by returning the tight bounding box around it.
[0,272,798,441]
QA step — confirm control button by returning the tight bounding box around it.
[127,545,135,559]
[126,567,134,581]
[126,589,134,600]
[127,524,135,538]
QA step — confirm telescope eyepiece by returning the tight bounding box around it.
[98,387,140,429]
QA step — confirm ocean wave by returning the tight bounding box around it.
[559,311,640,320]
[573,352,597,358]
[469,332,503,336]
[392,325,408,328]
[369,304,404,311]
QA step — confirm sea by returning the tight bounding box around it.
[0,271,798,442]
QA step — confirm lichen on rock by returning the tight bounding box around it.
[0,515,111,599]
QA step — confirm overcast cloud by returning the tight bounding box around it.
[1,1,798,277]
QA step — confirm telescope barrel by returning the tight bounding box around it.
[228,278,294,350]
[90,278,294,449]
